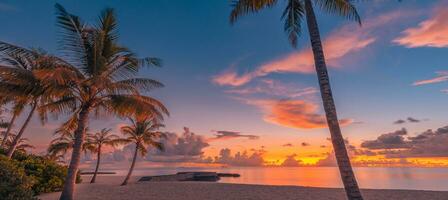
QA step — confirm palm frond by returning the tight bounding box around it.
[314,0,361,25]
[229,0,278,24]
[281,0,305,48]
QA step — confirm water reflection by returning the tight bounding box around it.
[94,167,448,191]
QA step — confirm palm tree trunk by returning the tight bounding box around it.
[1,112,17,148]
[59,105,91,200]
[6,102,37,158]
[304,0,363,199]
[121,143,139,186]
[90,145,101,183]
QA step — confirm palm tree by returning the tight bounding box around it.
[3,133,35,153]
[120,117,165,186]
[47,129,93,161]
[0,45,63,158]
[229,1,363,199]
[85,128,126,183]
[0,103,22,149]
[32,4,169,200]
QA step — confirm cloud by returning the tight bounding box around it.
[240,99,353,129]
[394,4,448,48]
[280,154,302,167]
[393,119,406,124]
[214,148,265,166]
[282,143,293,147]
[407,117,420,123]
[225,79,318,98]
[149,127,210,161]
[212,10,411,87]
[393,117,423,124]
[301,142,310,147]
[360,125,448,158]
[208,130,259,141]
[413,71,448,86]
[361,128,410,149]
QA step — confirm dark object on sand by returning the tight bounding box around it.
[138,172,241,182]
[80,172,116,175]
[217,173,240,178]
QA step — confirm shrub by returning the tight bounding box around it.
[0,155,36,200]
[0,148,82,196]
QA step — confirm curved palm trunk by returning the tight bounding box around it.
[1,113,17,148]
[304,1,363,199]
[6,103,37,158]
[90,145,102,183]
[59,106,91,200]
[121,143,139,186]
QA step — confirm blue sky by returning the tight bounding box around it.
[1,0,448,164]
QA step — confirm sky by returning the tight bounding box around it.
[1,0,448,167]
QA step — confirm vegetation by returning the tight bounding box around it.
[0,154,35,200]
[0,149,81,199]
[229,0,363,199]
[120,117,166,186]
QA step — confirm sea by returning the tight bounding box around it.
[89,167,448,191]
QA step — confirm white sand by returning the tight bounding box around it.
[38,175,448,200]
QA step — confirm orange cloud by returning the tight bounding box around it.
[241,98,353,129]
[413,71,448,86]
[394,5,448,48]
[212,10,412,87]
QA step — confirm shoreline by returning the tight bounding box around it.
[38,175,448,200]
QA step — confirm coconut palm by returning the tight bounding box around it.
[0,45,65,158]
[85,128,126,183]
[3,133,35,153]
[29,4,169,200]
[47,129,93,160]
[120,117,165,186]
[229,0,363,199]
[0,103,22,149]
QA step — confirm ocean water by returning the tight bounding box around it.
[93,167,448,191]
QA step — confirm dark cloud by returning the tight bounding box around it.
[282,143,293,147]
[360,128,410,149]
[214,148,265,166]
[361,125,448,158]
[148,127,210,162]
[320,145,327,148]
[209,130,259,141]
[393,117,424,124]
[301,142,310,147]
[407,117,420,123]
[280,154,302,167]
[394,119,406,124]
[104,127,210,163]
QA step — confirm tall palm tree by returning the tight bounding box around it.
[32,4,169,200]
[85,128,126,183]
[230,1,363,199]
[120,117,165,186]
[0,44,63,158]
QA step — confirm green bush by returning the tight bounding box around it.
[0,155,36,200]
[0,148,82,197]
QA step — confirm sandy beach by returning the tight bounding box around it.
[38,175,448,200]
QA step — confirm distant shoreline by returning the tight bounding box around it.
[38,176,448,200]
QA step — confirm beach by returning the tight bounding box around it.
[38,176,448,200]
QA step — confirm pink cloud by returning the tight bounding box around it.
[413,71,448,86]
[212,10,411,87]
[225,79,318,98]
[240,98,353,129]
[394,5,448,48]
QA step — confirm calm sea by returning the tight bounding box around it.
[91,167,448,191]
